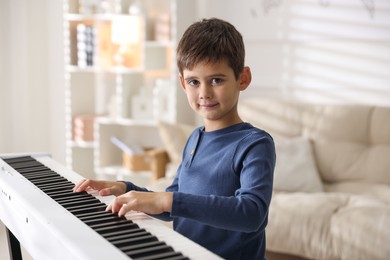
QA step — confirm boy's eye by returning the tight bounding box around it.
[188,80,199,86]
[211,78,223,85]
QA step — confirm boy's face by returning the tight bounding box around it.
[179,60,251,131]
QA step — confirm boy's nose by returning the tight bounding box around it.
[199,85,212,99]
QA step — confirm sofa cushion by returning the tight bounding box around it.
[324,181,390,204]
[239,98,390,185]
[310,105,390,184]
[330,197,390,260]
[274,137,323,192]
[266,192,349,259]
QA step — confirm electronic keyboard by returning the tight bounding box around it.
[0,154,221,260]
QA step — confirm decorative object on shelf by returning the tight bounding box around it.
[95,22,113,68]
[154,14,170,41]
[132,87,154,120]
[78,0,100,14]
[153,79,172,121]
[128,0,142,16]
[111,15,142,67]
[72,114,95,142]
[99,0,114,14]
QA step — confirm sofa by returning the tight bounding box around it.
[238,97,390,260]
[150,97,390,260]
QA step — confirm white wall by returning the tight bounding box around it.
[0,0,65,163]
[197,0,390,106]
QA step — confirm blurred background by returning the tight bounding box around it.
[0,0,389,171]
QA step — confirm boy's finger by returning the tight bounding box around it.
[73,179,86,192]
[99,188,112,196]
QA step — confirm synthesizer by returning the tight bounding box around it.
[0,154,221,260]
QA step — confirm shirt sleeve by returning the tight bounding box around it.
[119,180,176,222]
[121,181,149,193]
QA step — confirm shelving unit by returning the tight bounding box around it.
[63,0,179,181]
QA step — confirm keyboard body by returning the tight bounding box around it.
[0,154,221,260]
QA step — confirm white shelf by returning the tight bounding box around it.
[65,13,123,21]
[66,65,144,74]
[96,117,157,126]
[64,0,178,180]
[145,40,174,48]
[69,140,95,148]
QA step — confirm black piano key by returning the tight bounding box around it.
[67,202,107,213]
[82,214,126,225]
[53,193,91,203]
[69,206,108,215]
[117,240,165,253]
[50,191,88,200]
[65,201,107,211]
[113,234,158,248]
[23,172,58,180]
[38,181,74,189]
[25,173,56,182]
[3,156,35,164]
[79,210,120,219]
[3,156,189,259]
[106,230,150,242]
[25,175,56,180]
[88,218,132,230]
[163,257,189,260]
[16,166,50,173]
[112,233,156,247]
[31,176,68,185]
[58,196,98,206]
[40,185,76,193]
[37,182,71,190]
[94,222,139,235]
[7,161,44,169]
[76,209,114,220]
[59,197,100,208]
[102,227,147,239]
[125,244,174,259]
[45,189,78,197]
[135,251,188,260]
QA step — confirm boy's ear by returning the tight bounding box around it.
[179,73,186,91]
[239,66,252,91]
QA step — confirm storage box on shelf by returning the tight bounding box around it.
[122,147,170,182]
[64,0,179,182]
[95,119,165,186]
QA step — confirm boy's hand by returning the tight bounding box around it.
[107,191,173,216]
[73,179,127,197]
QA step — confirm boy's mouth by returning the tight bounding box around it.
[199,103,218,109]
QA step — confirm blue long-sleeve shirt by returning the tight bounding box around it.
[124,122,275,259]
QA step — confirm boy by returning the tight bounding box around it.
[74,18,275,259]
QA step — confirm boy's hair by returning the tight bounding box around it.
[176,18,245,80]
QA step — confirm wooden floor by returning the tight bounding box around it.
[267,250,310,260]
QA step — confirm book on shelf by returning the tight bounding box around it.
[72,114,95,142]
[110,136,144,155]
[77,24,97,67]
